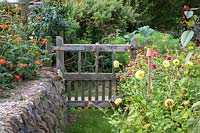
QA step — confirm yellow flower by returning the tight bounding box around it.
[165,99,174,108]
[163,60,170,68]
[188,46,194,50]
[113,60,120,68]
[173,59,180,66]
[114,98,122,105]
[183,100,190,106]
[185,61,193,68]
[135,70,145,80]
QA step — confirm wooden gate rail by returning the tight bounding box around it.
[52,36,137,108]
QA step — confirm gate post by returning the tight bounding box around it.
[129,38,138,61]
[56,36,65,72]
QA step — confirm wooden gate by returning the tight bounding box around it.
[52,36,137,108]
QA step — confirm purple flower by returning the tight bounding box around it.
[152,64,157,69]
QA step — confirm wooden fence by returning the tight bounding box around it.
[52,36,137,108]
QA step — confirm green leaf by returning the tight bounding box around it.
[189,8,199,11]
[194,15,198,21]
[192,101,200,109]
[188,20,195,27]
[181,30,194,48]
[185,52,193,63]
[184,11,194,19]
[179,77,187,86]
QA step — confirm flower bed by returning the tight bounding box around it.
[0,4,48,90]
[108,41,200,132]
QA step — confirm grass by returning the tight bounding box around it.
[66,108,112,133]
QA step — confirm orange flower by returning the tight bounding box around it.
[55,47,61,51]
[8,11,13,15]
[0,35,4,40]
[41,38,47,45]
[16,7,22,11]
[0,59,7,65]
[17,18,23,23]
[18,63,26,68]
[15,74,21,80]
[35,60,41,65]
[0,24,8,30]
[35,16,41,21]
[9,64,14,69]
[13,37,22,43]
[32,38,38,43]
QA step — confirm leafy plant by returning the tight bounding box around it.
[0,4,47,90]
[105,36,200,132]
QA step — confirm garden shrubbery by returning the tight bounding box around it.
[0,4,47,90]
[106,5,200,132]
[108,39,200,132]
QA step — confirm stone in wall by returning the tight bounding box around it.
[0,68,67,133]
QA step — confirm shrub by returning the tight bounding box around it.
[0,4,46,89]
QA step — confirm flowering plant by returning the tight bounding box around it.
[107,41,200,132]
[0,4,47,90]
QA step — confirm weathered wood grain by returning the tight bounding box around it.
[66,101,112,108]
[52,44,131,52]
[64,73,115,80]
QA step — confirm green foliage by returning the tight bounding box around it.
[181,30,194,48]
[127,26,180,53]
[28,1,78,42]
[0,4,47,89]
[68,0,143,43]
[66,109,112,133]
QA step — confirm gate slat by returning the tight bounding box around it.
[64,73,114,80]
[74,81,79,101]
[66,101,112,108]
[78,52,81,73]
[95,81,98,101]
[67,81,71,101]
[88,81,92,101]
[102,81,105,101]
[81,81,84,101]
[109,81,112,99]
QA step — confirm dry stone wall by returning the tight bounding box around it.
[0,68,67,133]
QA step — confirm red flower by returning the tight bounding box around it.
[128,72,133,77]
[8,11,13,15]
[183,5,189,11]
[152,64,156,69]
[0,59,7,65]
[0,35,3,40]
[115,73,121,79]
[15,74,21,80]
[166,56,171,61]
[41,38,47,45]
